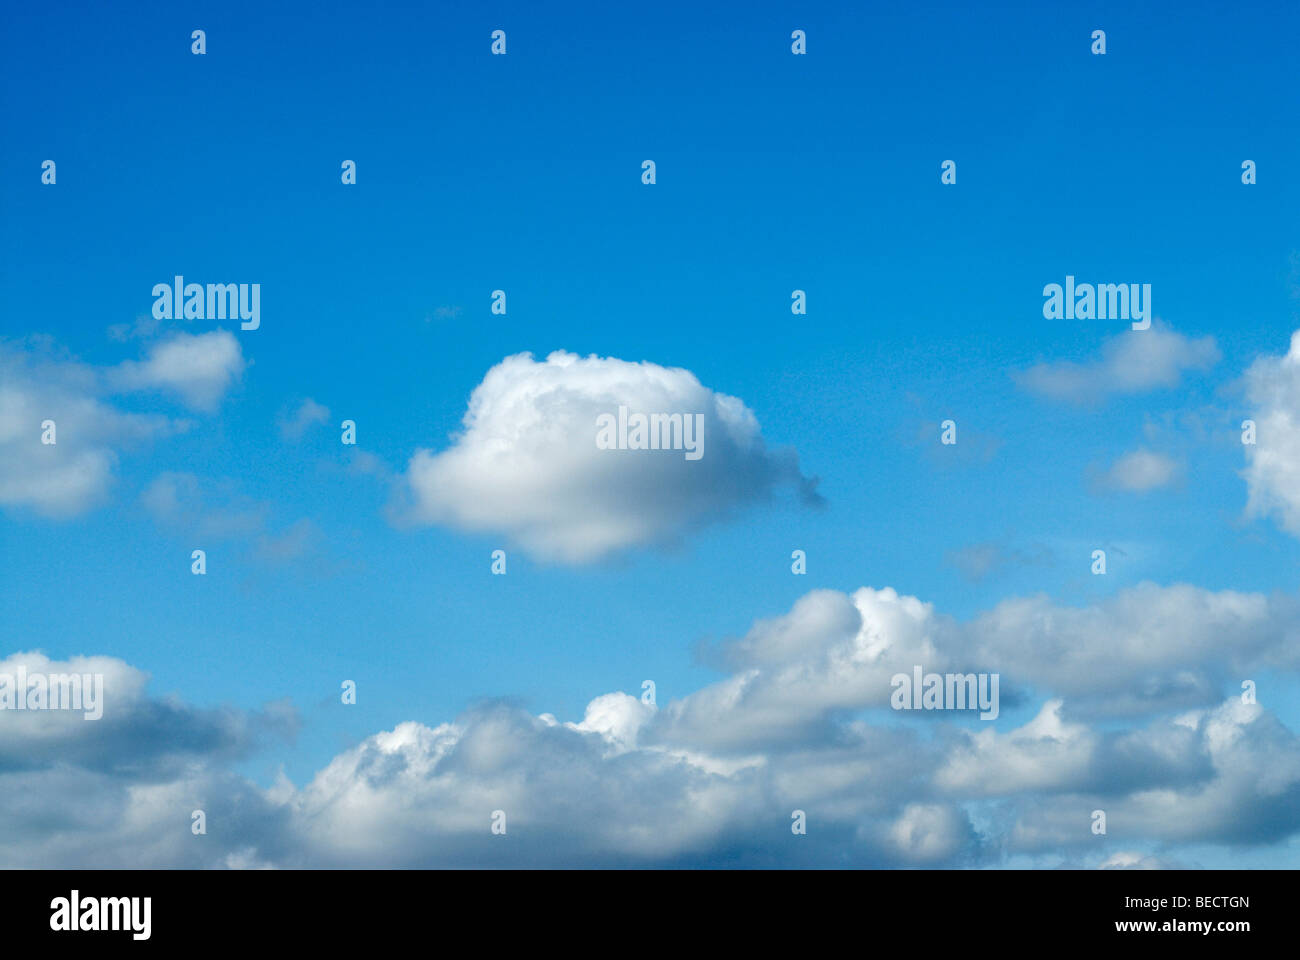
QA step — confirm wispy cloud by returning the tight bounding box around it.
[1095,448,1182,493]
[278,398,330,441]
[1016,324,1219,405]
[111,330,247,412]
[1243,330,1300,537]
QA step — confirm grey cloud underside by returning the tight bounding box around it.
[5,581,1300,868]
[7,337,1300,865]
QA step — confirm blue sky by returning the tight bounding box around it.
[3,0,1300,868]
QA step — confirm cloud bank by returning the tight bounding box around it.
[6,582,1299,868]
[399,351,821,563]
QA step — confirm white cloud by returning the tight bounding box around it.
[659,587,951,751]
[112,330,246,411]
[0,342,183,516]
[399,350,820,563]
[6,582,1300,867]
[945,542,1053,582]
[141,471,323,567]
[966,583,1292,716]
[1243,329,1300,536]
[936,700,1097,795]
[1016,325,1219,404]
[0,330,245,517]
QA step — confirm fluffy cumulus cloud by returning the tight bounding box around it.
[7,582,1300,868]
[1016,324,1219,404]
[399,351,821,563]
[0,333,244,517]
[964,583,1298,717]
[141,472,268,539]
[1243,329,1300,537]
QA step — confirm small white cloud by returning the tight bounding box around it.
[398,350,820,563]
[113,330,246,411]
[1243,330,1300,537]
[1017,325,1219,404]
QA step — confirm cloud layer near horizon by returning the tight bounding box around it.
[5,581,1298,869]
